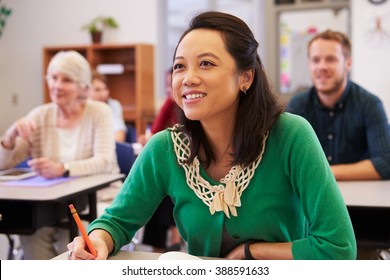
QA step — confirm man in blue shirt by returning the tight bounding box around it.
[286,30,390,180]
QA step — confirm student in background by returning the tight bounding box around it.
[68,12,356,260]
[285,30,390,181]
[0,51,119,259]
[137,68,182,253]
[137,68,178,145]
[90,71,127,142]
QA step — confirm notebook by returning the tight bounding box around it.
[0,168,36,181]
[157,251,202,260]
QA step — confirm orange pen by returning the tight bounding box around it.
[68,204,97,257]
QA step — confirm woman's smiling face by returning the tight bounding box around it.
[172,28,243,123]
[48,71,83,106]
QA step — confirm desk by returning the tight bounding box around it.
[338,181,390,207]
[338,181,390,248]
[53,250,162,260]
[52,250,219,260]
[0,173,124,258]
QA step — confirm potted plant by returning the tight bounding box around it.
[0,0,12,39]
[82,16,119,44]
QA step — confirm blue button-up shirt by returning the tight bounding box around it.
[285,81,390,179]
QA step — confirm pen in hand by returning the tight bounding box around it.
[68,204,97,257]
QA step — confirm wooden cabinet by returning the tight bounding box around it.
[42,44,155,137]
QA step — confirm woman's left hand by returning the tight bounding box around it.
[225,243,245,259]
[28,158,64,178]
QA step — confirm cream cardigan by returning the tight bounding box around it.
[0,100,119,176]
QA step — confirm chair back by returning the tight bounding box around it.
[115,142,135,175]
[125,124,137,143]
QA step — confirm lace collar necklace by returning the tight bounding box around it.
[171,125,268,218]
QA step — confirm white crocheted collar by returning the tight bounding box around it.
[171,125,268,218]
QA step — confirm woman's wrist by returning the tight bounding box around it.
[1,136,15,150]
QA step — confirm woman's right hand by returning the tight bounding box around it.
[2,118,36,149]
[67,235,110,260]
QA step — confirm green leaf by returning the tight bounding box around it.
[1,6,11,16]
[103,17,118,28]
[4,8,11,16]
[81,16,119,33]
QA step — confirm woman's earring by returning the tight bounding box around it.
[242,86,247,95]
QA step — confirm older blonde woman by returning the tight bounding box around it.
[0,51,119,259]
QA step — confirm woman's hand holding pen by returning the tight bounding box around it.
[28,158,64,178]
[67,236,109,260]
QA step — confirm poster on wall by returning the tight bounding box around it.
[363,2,390,47]
[279,8,350,95]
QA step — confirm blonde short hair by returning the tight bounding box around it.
[46,51,92,89]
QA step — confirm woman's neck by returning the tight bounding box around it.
[200,123,234,181]
[57,102,86,128]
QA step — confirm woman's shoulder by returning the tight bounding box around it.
[269,112,317,145]
[137,128,175,160]
[107,98,122,107]
[85,100,112,114]
[27,103,56,117]
[148,128,174,146]
[275,112,313,132]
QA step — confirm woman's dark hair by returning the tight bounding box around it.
[173,11,282,167]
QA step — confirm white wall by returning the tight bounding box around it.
[1,1,389,133]
[1,0,390,261]
[351,1,390,116]
[0,0,159,134]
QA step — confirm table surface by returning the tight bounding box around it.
[52,250,220,260]
[0,173,124,201]
[3,174,386,207]
[53,250,161,260]
[337,180,390,207]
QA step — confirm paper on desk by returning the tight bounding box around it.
[3,176,72,187]
[158,251,203,260]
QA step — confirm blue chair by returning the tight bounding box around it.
[115,142,135,176]
[125,124,137,143]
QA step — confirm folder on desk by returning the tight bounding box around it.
[0,168,36,181]
[2,175,72,187]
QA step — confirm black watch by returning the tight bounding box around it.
[244,240,256,260]
[63,163,70,177]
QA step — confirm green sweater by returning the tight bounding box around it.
[89,113,357,259]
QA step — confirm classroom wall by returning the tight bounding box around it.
[1,0,390,261]
[1,1,390,134]
[0,0,159,134]
[351,1,390,117]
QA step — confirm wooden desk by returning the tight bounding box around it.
[338,181,390,248]
[0,174,123,240]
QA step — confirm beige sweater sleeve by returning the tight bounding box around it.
[0,101,119,176]
[64,101,120,176]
